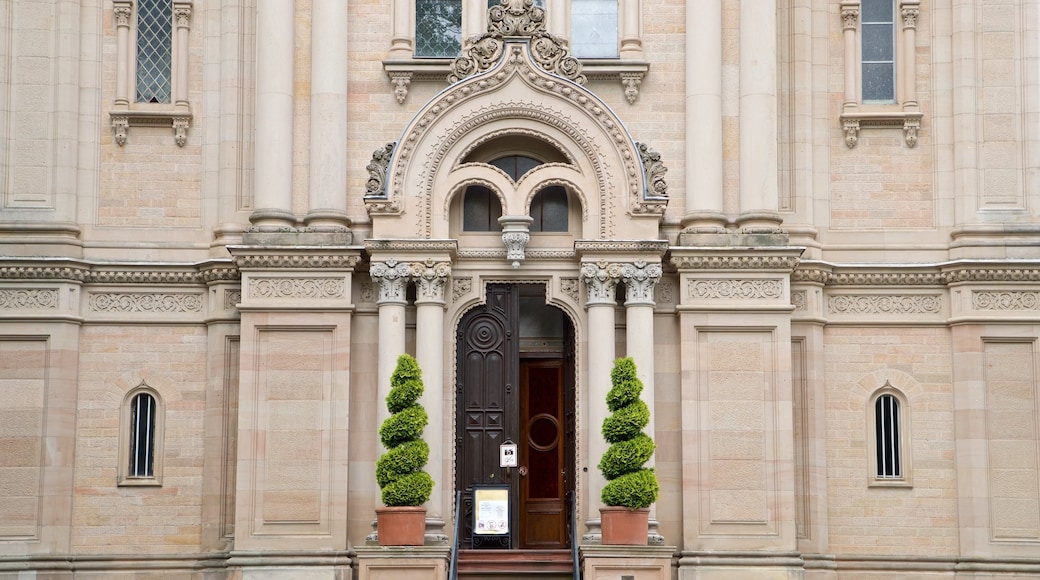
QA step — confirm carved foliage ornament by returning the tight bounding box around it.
[0,289,59,309]
[973,291,1040,311]
[689,279,784,300]
[369,259,411,303]
[89,292,204,313]
[636,142,668,199]
[580,261,623,305]
[828,294,942,314]
[365,142,396,198]
[410,260,452,302]
[250,278,345,300]
[621,261,662,304]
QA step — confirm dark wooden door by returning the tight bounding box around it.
[519,359,566,548]
[455,284,518,548]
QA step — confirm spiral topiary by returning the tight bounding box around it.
[598,357,658,509]
[376,354,434,507]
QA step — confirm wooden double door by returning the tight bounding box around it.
[455,284,576,549]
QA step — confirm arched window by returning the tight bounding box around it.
[868,384,911,486]
[530,186,569,232]
[119,386,164,485]
[462,186,503,232]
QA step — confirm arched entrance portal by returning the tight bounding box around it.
[455,283,576,549]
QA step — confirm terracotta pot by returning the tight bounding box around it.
[376,506,427,546]
[600,506,649,545]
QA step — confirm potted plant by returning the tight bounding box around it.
[375,354,434,546]
[597,357,658,545]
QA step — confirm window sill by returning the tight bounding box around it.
[382,57,650,104]
[868,477,912,488]
[109,101,192,147]
[839,105,923,149]
[118,476,163,487]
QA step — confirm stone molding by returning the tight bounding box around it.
[0,261,239,284]
[576,239,670,255]
[230,254,362,270]
[87,292,204,313]
[793,261,1040,286]
[670,254,801,272]
[248,277,346,300]
[828,294,942,315]
[689,278,784,301]
[972,291,1040,311]
[364,239,459,256]
[0,288,60,310]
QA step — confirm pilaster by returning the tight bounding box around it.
[670,245,803,577]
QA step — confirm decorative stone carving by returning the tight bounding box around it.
[390,73,411,104]
[250,277,345,300]
[88,292,204,313]
[580,261,623,305]
[828,294,942,315]
[174,3,192,28]
[410,260,451,302]
[452,278,472,303]
[0,263,239,284]
[903,117,920,148]
[561,278,580,303]
[225,290,241,310]
[792,290,808,311]
[499,216,533,268]
[365,142,396,198]
[841,5,859,30]
[448,0,585,86]
[972,291,1040,311]
[636,142,668,210]
[655,280,675,307]
[0,289,59,310]
[689,279,784,300]
[843,118,859,149]
[112,115,129,146]
[670,255,801,271]
[621,261,662,304]
[358,282,376,304]
[173,117,189,147]
[113,2,132,27]
[231,254,361,270]
[369,259,411,303]
[901,5,919,28]
[621,73,642,105]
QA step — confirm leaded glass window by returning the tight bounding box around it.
[571,0,617,58]
[416,0,462,57]
[136,0,172,103]
[861,0,895,103]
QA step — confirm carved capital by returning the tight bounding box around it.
[369,259,411,303]
[621,260,662,305]
[174,3,192,28]
[410,260,451,303]
[901,6,919,29]
[580,261,623,305]
[113,2,133,28]
[841,6,859,30]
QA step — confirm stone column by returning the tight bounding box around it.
[841,1,859,111]
[621,260,663,543]
[683,0,726,233]
[113,1,131,106]
[618,0,642,59]
[411,260,451,542]
[370,259,412,456]
[388,0,413,58]
[580,261,622,539]
[306,0,350,229]
[251,0,296,228]
[737,0,782,230]
[900,0,920,111]
[173,2,192,106]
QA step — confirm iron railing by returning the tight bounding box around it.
[449,490,463,580]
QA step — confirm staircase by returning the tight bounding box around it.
[456,549,575,579]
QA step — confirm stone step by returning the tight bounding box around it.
[456,549,576,578]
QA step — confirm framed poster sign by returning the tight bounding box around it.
[500,442,518,467]
[473,485,509,536]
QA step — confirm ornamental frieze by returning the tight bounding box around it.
[671,255,801,271]
[88,292,204,313]
[249,277,345,300]
[0,289,59,310]
[231,254,361,270]
[792,290,808,311]
[972,291,1040,311]
[689,279,784,300]
[828,294,942,315]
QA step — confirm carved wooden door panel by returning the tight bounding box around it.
[455,284,518,548]
[519,359,566,549]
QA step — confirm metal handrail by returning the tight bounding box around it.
[569,490,581,580]
[449,490,463,580]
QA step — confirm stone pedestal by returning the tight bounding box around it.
[354,546,449,580]
[581,545,675,580]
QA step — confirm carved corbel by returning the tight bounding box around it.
[173,117,190,147]
[903,117,920,148]
[843,118,860,149]
[498,216,533,268]
[620,72,643,105]
[112,115,129,146]
[389,72,411,105]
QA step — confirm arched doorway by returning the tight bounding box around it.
[454,283,576,549]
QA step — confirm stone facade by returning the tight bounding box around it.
[1,0,1040,578]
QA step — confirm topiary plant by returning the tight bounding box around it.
[376,354,434,507]
[598,357,659,509]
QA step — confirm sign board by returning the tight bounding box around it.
[500,442,518,467]
[473,485,509,536]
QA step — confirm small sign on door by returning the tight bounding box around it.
[500,442,518,467]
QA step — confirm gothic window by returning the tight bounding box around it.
[136,0,173,103]
[868,385,911,486]
[530,187,569,232]
[119,386,164,486]
[463,186,503,232]
[860,0,895,103]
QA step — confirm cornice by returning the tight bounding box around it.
[0,259,239,284]
[792,260,1040,286]
[575,240,669,256]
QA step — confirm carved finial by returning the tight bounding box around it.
[636,142,668,198]
[365,142,396,197]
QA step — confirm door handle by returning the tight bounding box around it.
[518,466,528,477]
